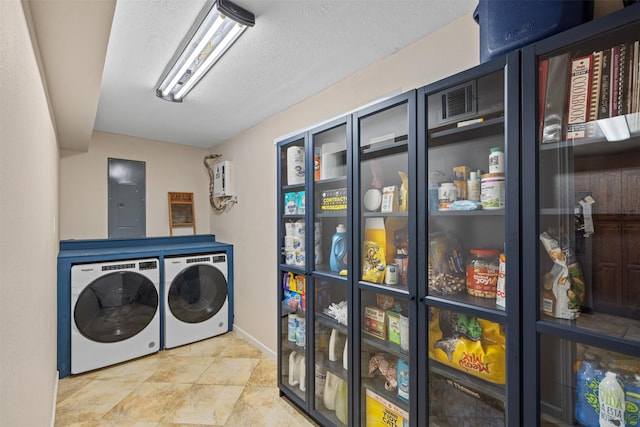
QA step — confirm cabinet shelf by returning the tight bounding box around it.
[313,268,348,281]
[283,183,305,191]
[360,135,408,160]
[319,358,348,381]
[363,379,409,412]
[429,360,506,405]
[315,176,347,186]
[539,311,640,346]
[279,264,306,275]
[362,333,408,358]
[282,214,304,220]
[429,209,504,217]
[282,339,306,353]
[358,280,410,295]
[315,312,348,335]
[425,294,506,324]
[314,212,347,219]
[538,129,640,157]
[280,377,306,402]
[428,116,504,147]
[314,408,346,427]
[362,211,409,218]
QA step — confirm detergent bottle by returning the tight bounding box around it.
[330,224,347,272]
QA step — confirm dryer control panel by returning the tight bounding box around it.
[139,260,158,271]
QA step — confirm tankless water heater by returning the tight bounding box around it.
[213,160,234,197]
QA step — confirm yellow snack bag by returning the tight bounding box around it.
[428,307,506,385]
[363,240,386,284]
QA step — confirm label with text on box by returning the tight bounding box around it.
[365,388,409,427]
[320,188,347,214]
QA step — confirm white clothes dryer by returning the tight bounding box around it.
[70,258,160,374]
[163,253,229,349]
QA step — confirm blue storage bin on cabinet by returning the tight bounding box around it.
[474,0,594,63]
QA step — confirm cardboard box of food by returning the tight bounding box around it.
[364,306,387,340]
[365,388,409,427]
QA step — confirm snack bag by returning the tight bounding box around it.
[428,307,506,385]
[428,231,466,294]
[363,240,386,284]
[539,231,584,319]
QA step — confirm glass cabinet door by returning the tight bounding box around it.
[309,118,351,426]
[523,9,640,426]
[355,93,415,426]
[421,55,519,426]
[278,135,308,406]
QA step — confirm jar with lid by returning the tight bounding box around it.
[489,147,504,174]
[438,182,458,211]
[466,249,500,298]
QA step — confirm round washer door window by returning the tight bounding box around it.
[168,264,227,324]
[74,271,159,343]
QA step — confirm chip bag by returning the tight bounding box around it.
[363,240,386,284]
[428,307,506,385]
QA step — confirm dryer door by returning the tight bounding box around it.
[168,265,227,323]
[74,271,159,343]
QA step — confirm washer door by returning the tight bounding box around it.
[168,264,227,324]
[74,271,158,343]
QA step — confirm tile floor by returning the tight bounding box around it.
[55,331,318,426]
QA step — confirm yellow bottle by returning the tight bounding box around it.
[364,217,386,250]
[363,218,386,284]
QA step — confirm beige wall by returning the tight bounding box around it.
[209,13,480,354]
[59,131,211,240]
[0,1,59,425]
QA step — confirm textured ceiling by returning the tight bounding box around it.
[30,0,477,150]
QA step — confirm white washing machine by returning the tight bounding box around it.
[70,258,160,374]
[164,253,229,349]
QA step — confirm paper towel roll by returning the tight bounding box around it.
[287,146,305,185]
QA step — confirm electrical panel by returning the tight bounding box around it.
[213,160,234,197]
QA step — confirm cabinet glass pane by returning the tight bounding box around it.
[312,124,348,276]
[536,22,640,338]
[281,139,306,268]
[534,17,640,427]
[359,103,410,290]
[279,137,307,404]
[426,69,507,310]
[313,277,349,425]
[360,288,411,426]
[281,270,307,401]
[427,307,506,426]
[540,336,640,426]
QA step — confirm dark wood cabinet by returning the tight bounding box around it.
[593,221,623,311]
[623,222,640,312]
[590,170,622,219]
[578,152,640,220]
[593,220,640,317]
[622,169,640,216]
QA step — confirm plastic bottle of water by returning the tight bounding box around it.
[599,371,625,427]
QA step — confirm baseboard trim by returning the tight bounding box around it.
[232,324,276,360]
[50,370,59,427]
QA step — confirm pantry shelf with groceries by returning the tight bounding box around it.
[277,5,640,426]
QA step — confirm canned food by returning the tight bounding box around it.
[385,264,399,285]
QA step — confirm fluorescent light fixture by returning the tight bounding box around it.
[156,0,254,102]
[597,116,631,142]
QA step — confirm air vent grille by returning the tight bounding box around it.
[437,81,477,123]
